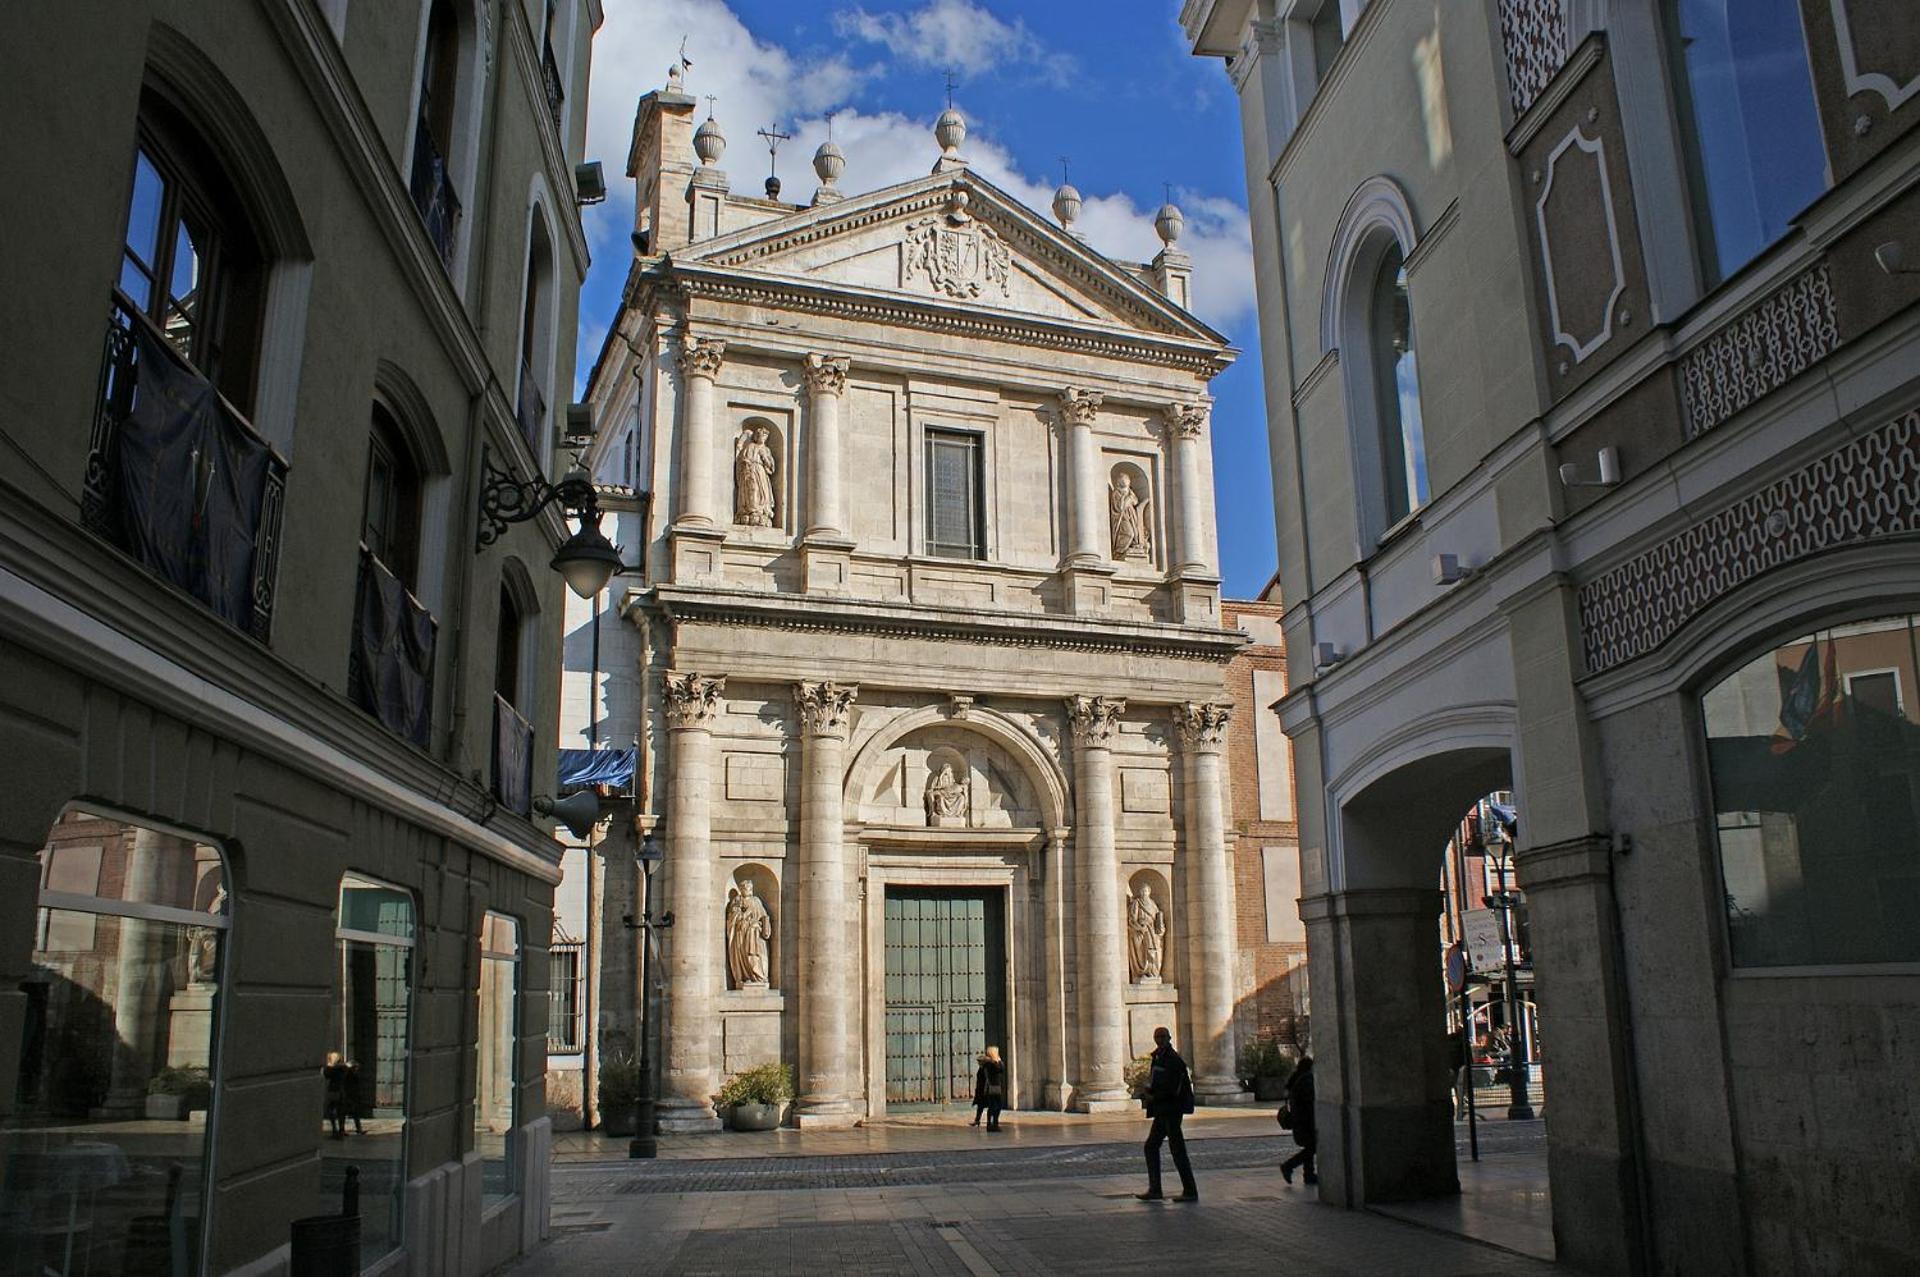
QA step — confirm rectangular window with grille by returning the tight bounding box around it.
[924,428,984,559]
[548,943,583,1052]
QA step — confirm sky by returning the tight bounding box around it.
[576,0,1277,598]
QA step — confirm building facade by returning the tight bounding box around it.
[1186,0,1919,1272]
[580,72,1253,1131]
[0,1,600,1272]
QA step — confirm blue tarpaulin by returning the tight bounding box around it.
[559,748,636,792]
[1487,802,1518,832]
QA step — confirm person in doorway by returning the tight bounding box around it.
[1137,1025,1198,1202]
[344,1058,368,1135]
[1279,1054,1317,1185]
[323,1051,349,1139]
[973,1045,1006,1130]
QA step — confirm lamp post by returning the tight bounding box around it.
[1484,885,1535,1121]
[621,831,670,1158]
[475,456,622,599]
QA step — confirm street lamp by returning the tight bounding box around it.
[1483,886,1536,1121]
[476,457,622,599]
[621,831,671,1158]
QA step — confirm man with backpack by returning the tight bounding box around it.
[1137,1025,1199,1202]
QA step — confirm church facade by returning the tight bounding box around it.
[580,72,1249,1129]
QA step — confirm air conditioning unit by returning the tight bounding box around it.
[574,161,607,206]
[564,403,594,444]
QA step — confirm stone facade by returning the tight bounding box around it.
[1187,0,1920,1272]
[578,76,1249,1128]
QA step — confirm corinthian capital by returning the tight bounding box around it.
[1174,701,1231,749]
[803,353,850,396]
[663,671,727,729]
[795,679,859,737]
[1058,386,1104,427]
[1165,400,1209,441]
[1064,694,1127,747]
[677,334,726,380]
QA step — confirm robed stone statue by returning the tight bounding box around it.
[1127,881,1166,983]
[725,879,772,988]
[1109,473,1152,561]
[733,426,777,527]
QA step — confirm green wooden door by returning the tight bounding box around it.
[883,888,1005,1106]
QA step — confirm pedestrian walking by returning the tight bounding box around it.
[322,1051,349,1139]
[345,1058,368,1135]
[1136,1025,1198,1202]
[1279,1054,1317,1185]
[973,1045,1006,1130]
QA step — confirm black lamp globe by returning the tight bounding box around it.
[552,509,622,599]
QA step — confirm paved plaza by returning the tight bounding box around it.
[513,1112,1554,1275]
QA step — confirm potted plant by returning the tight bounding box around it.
[1238,1038,1297,1102]
[145,1066,212,1121]
[597,1052,643,1137]
[717,1062,794,1131]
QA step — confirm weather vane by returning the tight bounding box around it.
[945,69,959,107]
[756,120,792,199]
[824,108,839,142]
[1060,156,1071,185]
[677,35,693,77]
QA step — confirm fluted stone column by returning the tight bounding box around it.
[1177,701,1248,1104]
[802,355,849,539]
[1060,387,1104,565]
[674,335,725,527]
[1066,694,1130,1110]
[659,671,725,1132]
[795,679,860,1126]
[1166,402,1212,576]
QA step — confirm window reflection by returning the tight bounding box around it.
[477,914,519,1205]
[1702,614,1920,967]
[1369,246,1428,528]
[3,809,228,1276]
[326,874,414,1265]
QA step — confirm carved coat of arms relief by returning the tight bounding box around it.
[901,190,1011,300]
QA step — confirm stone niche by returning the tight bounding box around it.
[859,724,1042,828]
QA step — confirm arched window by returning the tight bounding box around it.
[491,568,536,814]
[330,873,415,1264]
[516,207,557,456]
[1666,0,1828,285]
[410,0,468,269]
[350,402,437,747]
[1368,246,1427,528]
[1700,612,1920,968]
[495,580,525,710]
[363,405,422,590]
[1325,176,1428,545]
[117,90,265,411]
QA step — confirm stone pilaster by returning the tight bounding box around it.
[1175,701,1249,1105]
[1066,694,1131,1110]
[794,679,860,1127]
[670,335,727,582]
[658,671,725,1132]
[1164,402,1221,625]
[800,355,855,593]
[1058,388,1115,615]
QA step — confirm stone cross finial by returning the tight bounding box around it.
[1065,695,1127,747]
[663,672,726,729]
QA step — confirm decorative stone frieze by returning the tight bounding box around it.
[1064,694,1126,746]
[1577,407,1920,674]
[1173,700,1232,750]
[663,671,726,728]
[802,352,849,396]
[794,679,858,737]
[677,334,726,379]
[1499,0,1570,118]
[1678,261,1839,440]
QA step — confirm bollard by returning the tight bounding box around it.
[289,1165,362,1277]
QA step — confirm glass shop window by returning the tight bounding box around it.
[476,913,520,1205]
[1667,0,1829,285]
[326,873,415,1265]
[2,809,229,1276]
[1701,613,1920,968]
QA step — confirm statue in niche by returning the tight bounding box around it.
[1127,881,1166,983]
[924,761,969,826]
[187,883,226,985]
[733,425,777,527]
[725,879,772,988]
[1109,473,1153,561]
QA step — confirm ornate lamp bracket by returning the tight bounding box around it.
[475,456,601,550]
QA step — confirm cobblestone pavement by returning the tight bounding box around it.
[512,1126,1558,1276]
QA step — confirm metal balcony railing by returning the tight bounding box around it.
[347,545,438,748]
[542,37,565,134]
[492,693,534,817]
[409,111,461,269]
[83,296,289,641]
[516,361,546,456]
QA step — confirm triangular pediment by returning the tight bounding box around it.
[672,172,1221,344]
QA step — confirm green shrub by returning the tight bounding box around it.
[147,1066,212,1106]
[717,1061,794,1107]
[597,1052,644,1110]
[1237,1038,1297,1082]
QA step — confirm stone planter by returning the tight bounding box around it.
[728,1101,781,1131]
[600,1103,638,1137]
[1253,1076,1287,1102]
[145,1093,190,1122]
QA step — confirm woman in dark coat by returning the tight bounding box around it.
[322,1052,349,1139]
[973,1045,1006,1130]
[1280,1054,1317,1185]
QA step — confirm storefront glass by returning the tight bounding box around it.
[476,913,519,1205]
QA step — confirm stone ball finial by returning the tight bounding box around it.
[1155,201,1185,248]
[814,139,845,188]
[1052,182,1083,230]
[935,106,967,157]
[667,63,684,91]
[694,115,726,165]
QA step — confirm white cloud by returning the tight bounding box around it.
[583,0,1254,333]
[830,0,1075,85]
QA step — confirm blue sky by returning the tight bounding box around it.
[578,0,1277,598]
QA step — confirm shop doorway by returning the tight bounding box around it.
[882,888,1005,1107]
